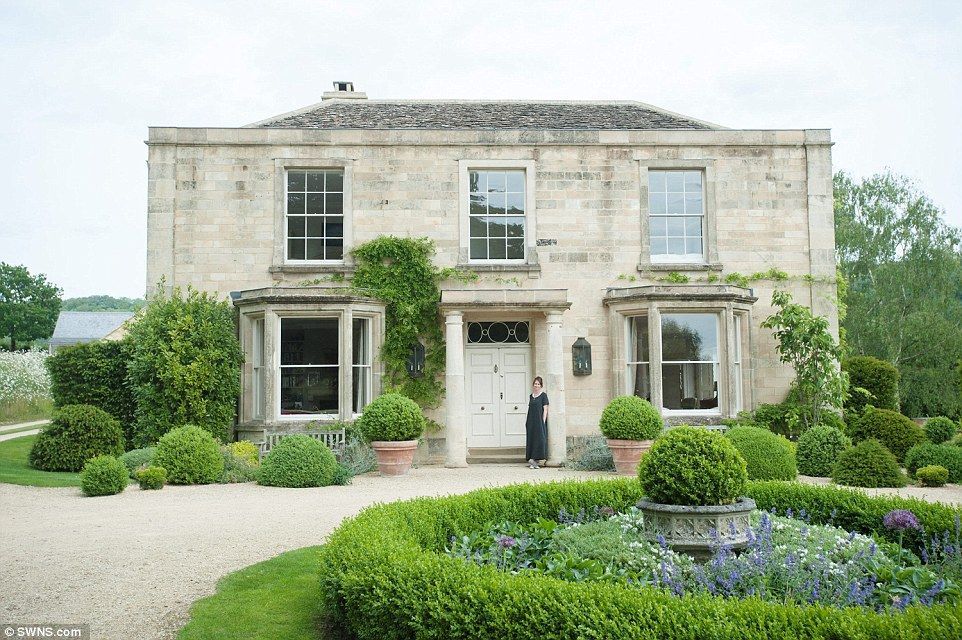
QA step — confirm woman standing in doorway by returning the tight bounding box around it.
[526,376,549,469]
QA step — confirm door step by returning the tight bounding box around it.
[467,447,527,464]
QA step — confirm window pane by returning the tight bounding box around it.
[306,193,324,215]
[666,217,685,237]
[352,318,370,366]
[685,216,702,236]
[353,366,370,413]
[650,216,668,237]
[488,217,507,237]
[667,238,685,254]
[648,171,666,193]
[505,192,525,214]
[280,367,338,415]
[666,172,685,192]
[667,192,685,214]
[326,216,343,239]
[469,216,488,237]
[326,193,343,216]
[287,193,305,215]
[506,238,524,259]
[470,238,487,259]
[630,363,651,402]
[505,216,525,238]
[661,314,718,362]
[506,171,525,192]
[488,239,507,260]
[306,239,324,260]
[288,216,305,238]
[487,192,506,215]
[650,236,667,255]
[306,171,325,192]
[684,171,702,192]
[288,239,305,260]
[287,171,305,192]
[686,237,703,255]
[326,240,343,260]
[661,363,718,410]
[685,193,703,214]
[306,216,323,237]
[487,171,506,192]
[281,318,338,365]
[469,171,485,194]
[649,192,667,214]
[326,171,343,192]
[631,316,649,362]
[470,194,487,215]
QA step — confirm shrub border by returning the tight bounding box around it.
[319,479,962,640]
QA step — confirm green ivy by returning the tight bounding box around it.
[659,272,690,283]
[349,236,475,408]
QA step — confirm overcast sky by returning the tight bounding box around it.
[1,0,960,299]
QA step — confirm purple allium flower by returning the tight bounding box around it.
[496,535,517,548]
[883,509,922,531]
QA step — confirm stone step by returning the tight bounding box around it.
[467,447,527,464]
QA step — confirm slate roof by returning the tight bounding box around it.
[49,311,134,346]
[252,100,720,130]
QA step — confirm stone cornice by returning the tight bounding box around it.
[603,284,758,305]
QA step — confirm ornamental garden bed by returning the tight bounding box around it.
[318,479,962,639]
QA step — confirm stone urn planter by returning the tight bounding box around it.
[371,440,418,476]
[607,438,654,475]
[636,497,756,560]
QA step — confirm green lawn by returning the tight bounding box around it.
[0,434,82,487]
[179,546,327,640]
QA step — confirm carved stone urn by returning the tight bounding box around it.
[636,497,756,561]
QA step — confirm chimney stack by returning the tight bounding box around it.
[322,81,367,101]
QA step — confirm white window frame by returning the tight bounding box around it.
[351,316,373,418]
[659,312,721,416]
[733,313,744,413]
[252,317,265,420]
[647,169,705,263]
[458,159,537,265]
[277,316,341,421]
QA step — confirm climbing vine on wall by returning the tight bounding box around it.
[349,236,475,408]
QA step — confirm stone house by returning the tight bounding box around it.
[145,82,837,466]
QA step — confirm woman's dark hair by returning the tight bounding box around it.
[532,376,544,387]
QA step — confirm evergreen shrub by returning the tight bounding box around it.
[29,404,125,472]
[80,455,129,496]
[598,396,662,441]
[153,425,224,485]
[831,439,906,488]
[904,442,962,483]
[258,435,337,488]
[842,355,900,414]
[923,416,958,444]
[724,426,797,480]
[796,425,851,477]
[356,393,425,442]
[848,406,925,462]
[915,465,949,488]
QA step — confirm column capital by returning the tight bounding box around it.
[444,310,464,323]
[544,309,563,323]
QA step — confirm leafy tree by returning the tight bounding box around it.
[0,263,62,351]
[62,295,146,312]
[761,290,848,430]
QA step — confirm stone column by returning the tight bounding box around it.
[723,304,737,418]
[444,311,468,467]
[648,305,663,414]
[545,311,567,466]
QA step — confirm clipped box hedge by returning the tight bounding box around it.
[318,480,962,640]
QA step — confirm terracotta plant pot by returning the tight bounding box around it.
[371,440,418,476]
[606,438,654,475]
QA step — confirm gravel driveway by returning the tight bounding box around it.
[0,465,603,640]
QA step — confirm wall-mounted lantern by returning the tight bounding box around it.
[406,341,426,378]
[572,337,592,376]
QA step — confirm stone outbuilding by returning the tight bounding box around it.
[48,311,134,353]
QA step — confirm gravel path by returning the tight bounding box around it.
[0,465,603,640]
[3,468,962,640]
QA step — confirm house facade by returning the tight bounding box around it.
[145,83,837,466]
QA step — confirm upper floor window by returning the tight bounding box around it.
[648,170,704,262]
[286,170,344,261]
[469,170,526,261]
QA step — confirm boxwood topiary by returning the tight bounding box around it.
[831,439,906,488]
[923,416,958,444]
[136,465,167,490]
[599,396,662,441]
[724,426,797,481]
[842,355,900,414]
[80,455,129,496]
[119,447,156,478]
[904,442,962,483]
[847,406,925,462]
[257,435,337,488]
[29,404,125,472]
[916,465,949,487]
[153,425,224,484]
[796,425,851,477]
[356,393,425,442]
[638,426,747,506]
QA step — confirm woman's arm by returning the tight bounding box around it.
[542,396,549,423]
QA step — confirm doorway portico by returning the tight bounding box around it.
[440,288,571,467]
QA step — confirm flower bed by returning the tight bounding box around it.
[318,480,962,639]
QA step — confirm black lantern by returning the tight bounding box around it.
[406,341,426,378]
[572,337,592,376]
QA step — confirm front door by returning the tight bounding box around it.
[467,346,531,448]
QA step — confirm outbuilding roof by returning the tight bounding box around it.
[49,311,134,346]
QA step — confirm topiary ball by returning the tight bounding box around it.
[258,435,337,488]
[356,393,425,442]
[847,407,925,462]
[136,465,167,490]
[599,396,662,441]
[153,425,224,484]
[29,404,126,472]
[638,426,748,506]
[724,426,797,480]
[916,465,949,488]
[842,355,900,414]
[923,417,958,445]
[119,447,157,478]
[904,442,962,483]
[831,439,906,488]
[80,455,129,497]
[796,425,851,477]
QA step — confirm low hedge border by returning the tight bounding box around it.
[318,480,962,640]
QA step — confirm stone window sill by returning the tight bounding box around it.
[457,262,542,274]
[269,264,356,275]
[638,262,722,273]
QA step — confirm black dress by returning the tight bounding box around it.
[525,392,549,461]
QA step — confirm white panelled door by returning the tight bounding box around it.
[467,346,532,448]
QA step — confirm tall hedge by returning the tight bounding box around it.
[46,338,137,447]
[126,286,243,445]
[900,364,962,421]
[842,355,900,415]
